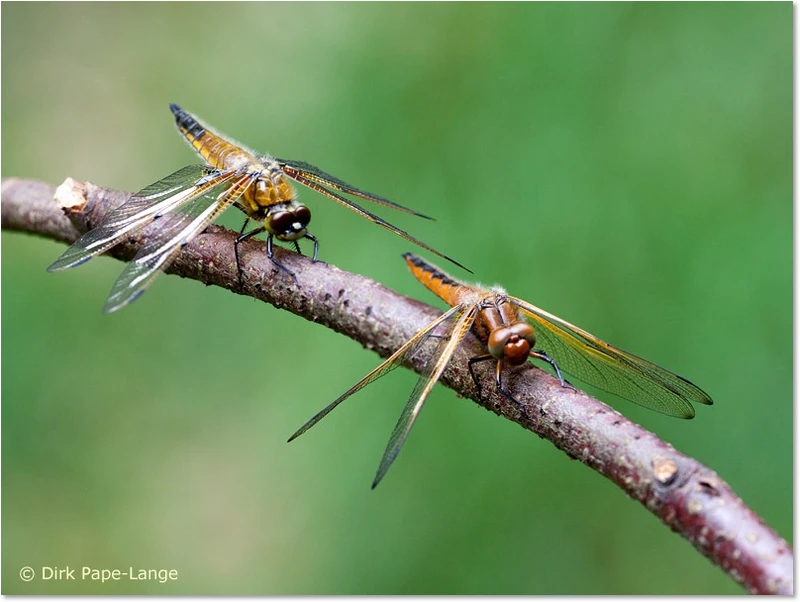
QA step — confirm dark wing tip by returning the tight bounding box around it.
[47,254,91,272]
[394,205,435,221]
[46,258,70,272]
[675,373,714,407]
[402,250,472,275]
[671,399,697,419]
[102,288,144,314]
[696,390,714,406]
[445,255,472,274]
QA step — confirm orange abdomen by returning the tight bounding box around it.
[403,253,473,308]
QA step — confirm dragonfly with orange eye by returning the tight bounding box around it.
[289,253,713,488]
[47,104,467,313]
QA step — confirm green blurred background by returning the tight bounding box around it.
[1,3,791,595]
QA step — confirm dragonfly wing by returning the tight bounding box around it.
[47,165,234,271]
[510,297,712,418]
[101,173,252,313]
[288,303,469,443]
[280,170,470,273]
[277,158,432,219]
[372,303,479,488]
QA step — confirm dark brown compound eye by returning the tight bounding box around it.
[294,205,311,226]
[268,211,294,235]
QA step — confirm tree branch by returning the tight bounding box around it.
[1,177,792,595]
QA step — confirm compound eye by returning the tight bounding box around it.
[510,323,536,347]
[268,211,294,235]
[488,327,512,359]
[294,205,311,226]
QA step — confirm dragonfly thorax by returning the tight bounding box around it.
[488,322,536,365]
[244,171,297,214]
[267,202,311,241]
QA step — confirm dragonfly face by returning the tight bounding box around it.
[289,252,713,488]
[472,295,536,366]
[265,202,311,242]
[486,320,536,366]
[47,104,467,313]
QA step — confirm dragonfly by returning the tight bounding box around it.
[47,104,466,313]
[289,252,713,488]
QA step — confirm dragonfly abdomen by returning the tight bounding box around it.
[170,104,253,171]
[403,252,470,307]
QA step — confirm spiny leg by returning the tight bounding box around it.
[290,233,325,267]
[423,323,454,341]
[467,354,495,401]
[494,360,529,419]
[234,219,265,291]
[303,233,327,265]
[530,350,576,391]
[266,234,298,284]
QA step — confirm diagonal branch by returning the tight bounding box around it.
[1,176,792,595]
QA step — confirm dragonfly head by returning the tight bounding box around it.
[269,203,311,242]
[488,322,535,366]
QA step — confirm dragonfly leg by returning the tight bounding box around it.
[234,220,267,290]
[530,350,576,391]
[427,322,456,340]
[494,360,530,420]
[467,354,495,401]
[303,233,327,265]
[266,234,298,284]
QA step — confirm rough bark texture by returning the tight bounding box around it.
[1,177,792,595]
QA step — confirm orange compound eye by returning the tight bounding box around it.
[489,323,535,365]
[509,322,535,347]
[488,327,512,359]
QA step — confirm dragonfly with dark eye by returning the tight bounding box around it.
[47,104,467,313]
[289,253,713,488]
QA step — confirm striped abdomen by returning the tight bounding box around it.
[403,253,475,308]
[170,104,253,171]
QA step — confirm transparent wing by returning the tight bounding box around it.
[372,303,479,488]
[277,158,432,219]
[47,165,234,271]
[279,168,470,273]
[288,303,470,443]
[101,173,253,313]
[510,297,713,418]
